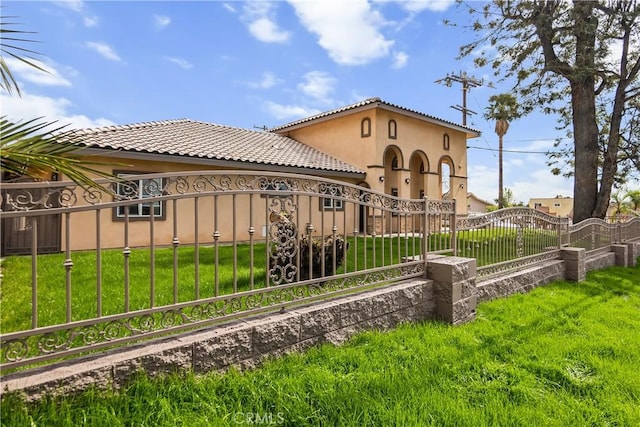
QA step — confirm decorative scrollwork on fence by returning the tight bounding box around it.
[477,251,561,279]
[268,196,298,285]
[457,207,570,230]
[0,263,421,368]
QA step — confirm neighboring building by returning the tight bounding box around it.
[467,192,494,215]
[1,98,480,253]
[529,195,573,218]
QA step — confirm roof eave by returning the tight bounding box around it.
[75,147,366,180]
[272,101,481,138]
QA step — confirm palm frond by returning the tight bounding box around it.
[0,13,47,96]
[1,116,123,193]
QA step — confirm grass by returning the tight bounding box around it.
[0,235,422,333]
[2,264,639,426]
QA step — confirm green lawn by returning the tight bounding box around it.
[0,235,422,333]
[2,264,639,426]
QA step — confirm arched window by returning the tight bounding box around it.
[443,133,450,150]
[388,119,397,139]
[361,118,371,138]
[391,156,399,170]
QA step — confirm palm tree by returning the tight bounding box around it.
[626,189,640,214]
[1,13,113,190]
[484,93,521,209]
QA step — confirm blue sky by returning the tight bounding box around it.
[2,0,578,204]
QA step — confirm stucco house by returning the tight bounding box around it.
[1,98,480,254]
[271,98,479,214]
[467,192,494,215]
[529,195,573,218]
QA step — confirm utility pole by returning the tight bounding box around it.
[435,72,484,126]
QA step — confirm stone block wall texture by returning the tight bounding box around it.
[626,241,640,267]
[427,256,477,325]
[561,247,586,281]
[476,260,564,303]
[612,245,629,268]
[585,252,615,272]
[0,279,435,402]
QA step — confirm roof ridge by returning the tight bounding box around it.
[270,97,480,134]
[70,118,193,135]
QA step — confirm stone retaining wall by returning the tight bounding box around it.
[2,242,638,402]
[477,260,564,303]
[1,279,436,401]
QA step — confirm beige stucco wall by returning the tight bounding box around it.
[528,197,573,218]
[59,157,359,251]
[276,107,469,215]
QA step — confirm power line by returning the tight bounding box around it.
[467,145,563,154]
[470,92,497,158]
[435,71,484,126]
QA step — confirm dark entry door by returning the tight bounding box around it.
[1,185,61,256]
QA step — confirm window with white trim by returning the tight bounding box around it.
[319,185,344,210]
[115,173,165,219]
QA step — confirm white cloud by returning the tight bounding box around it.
[392,51,409,69]
[263,101,320,120]
[4,58,72,87]
[395,0,456,12]
[83,16,99,27]
[242,3,291,43]
[247,72,282,89]
[86,42,122,62]
[54,1,99,28]
[54,0,84,13]
[288,0,394,65]
[154,14,171,29]
[468,137,574,205]
[164,57,193,70]
[297,71,336,101]
[223,3,236,13]
[1,90,115,130]
[512,169,573,204]
[467,164,498,204]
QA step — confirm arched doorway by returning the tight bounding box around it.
[357,181,370,234]
[409,151,428,200]
[439,156,454,200]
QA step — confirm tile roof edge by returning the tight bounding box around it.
[270,97,481,134]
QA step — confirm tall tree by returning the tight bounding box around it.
[484,93,521,209]
[458,0,640,222]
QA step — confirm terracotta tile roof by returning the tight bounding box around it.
[270,97,481,136]
[66,119,365,175]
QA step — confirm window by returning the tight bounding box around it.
[114,172,165,220]
[361,117,371,137]
[443,133,450,150]
[319,185,344,210]
[260,179,290,198]
[388,119,397,139]
[391,156,399,170]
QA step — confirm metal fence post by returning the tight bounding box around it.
[451,198,457,256]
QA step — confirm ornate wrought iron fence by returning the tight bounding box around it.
[568,217,640,253]
[0,171,429,370]
[454,208,570,279]
[2,169,636,371]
